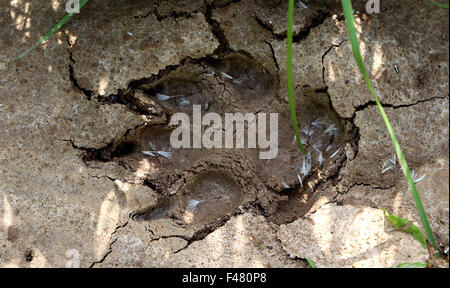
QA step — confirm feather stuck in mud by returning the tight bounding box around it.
[155,93,185,101]
[220,72,234,80]
[330,148,341,158]
[155,92,191,107]
[297,1,308,9]
[187,200,202,212]
[381,153,397,174]
[411,170,426,184]
[186,196,222,212]
[142,141,173,159]
[142,150,173,159]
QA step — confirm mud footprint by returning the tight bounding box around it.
[139,171,243,231]
[180,171,243,226]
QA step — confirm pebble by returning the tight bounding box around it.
[7,225,19,241]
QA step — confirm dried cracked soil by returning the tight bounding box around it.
[0,0,448,268]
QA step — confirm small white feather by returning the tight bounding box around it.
[156,93,171,101]
[381,160,393,174]
[187,200,201,212]
[178,98,190,107]
[148,141,156,150]
[312,143,322,153]
[221,72,234,79]
[297,1,308,9]
[411,170,426,183]
[232,78,244,85]
[317,152,324,166]
[326,144,334,152]
[157,151,173,159]
[301,125,314,137]
[324,124,338,136]
[297,174,303,188]
[414,174,427,183]
[142,151,156,156]
[300,153,312,176]
[389,154,396,165]
[312,118,326,128]
[330,148,341,159]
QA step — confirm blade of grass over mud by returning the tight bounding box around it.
[305,258,317,268]
[384,209,427,249]
[14,0,89,62]
[426,0,449,8]
[340,0,438,253]
[392,262,428,268]
[287,0,307,154]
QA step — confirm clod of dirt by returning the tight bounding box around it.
[7,226,19,242]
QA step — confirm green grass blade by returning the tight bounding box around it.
[426,0,449,8]
[340,0,439,253]
[384,209,427,249]
[392,262,428,268]
[305,258,317,268]
[14,0,89,62]
[287,0,307,154]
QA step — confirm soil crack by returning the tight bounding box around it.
[339,182,396,196]
[89,218,131,268]
[204,1,233,54]
[64,34,93,100]
[352,95,448,118]
[322,40,346,88]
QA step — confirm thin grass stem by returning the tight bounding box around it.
[426,0,449,8]
[340,0,439,253]
[287,0,307,154]
[14,0,89,61]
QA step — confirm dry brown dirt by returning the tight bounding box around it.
[0,0,448,268]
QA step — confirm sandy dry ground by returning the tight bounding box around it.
[0,0,448,267]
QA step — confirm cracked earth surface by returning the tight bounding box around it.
[0,0,448,268]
